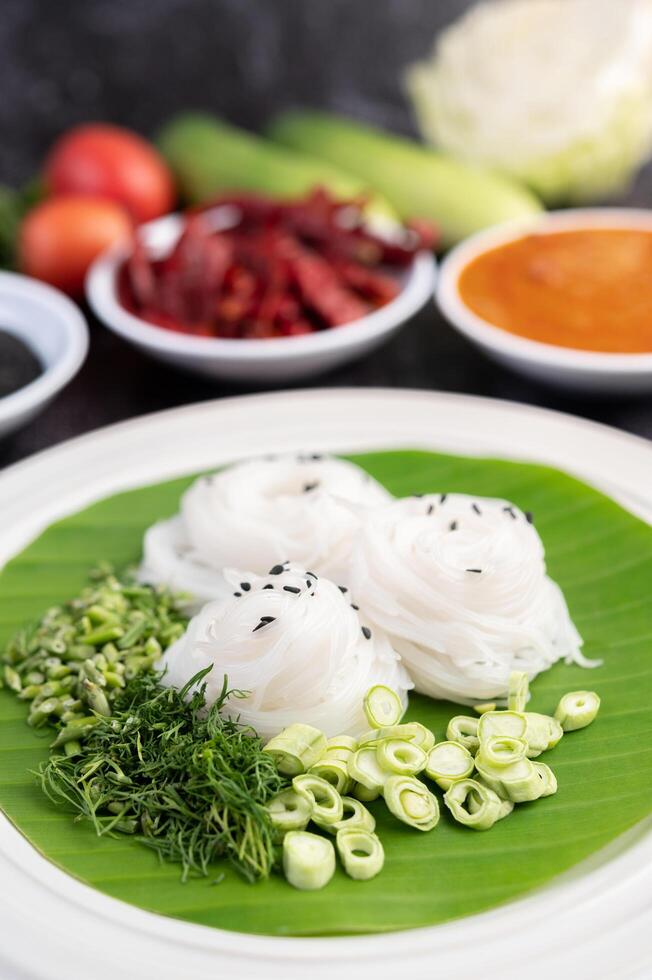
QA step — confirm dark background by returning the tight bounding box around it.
[2,0,652,468]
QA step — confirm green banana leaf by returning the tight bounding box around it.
[0,450,651,936]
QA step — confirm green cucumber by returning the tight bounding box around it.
[268,110,542,246]
[157,113,394,219]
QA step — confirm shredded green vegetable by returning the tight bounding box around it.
[38,667,283,881]
[3,565,187,745]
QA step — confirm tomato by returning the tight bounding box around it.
[19,195,132,296]
[44,123,175,224]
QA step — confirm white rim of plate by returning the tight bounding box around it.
[0,272,89,425]
[86,211,436,360]
[436,208,652,374]
[0,388,650,980]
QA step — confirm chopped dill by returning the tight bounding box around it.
[37,666,284,882]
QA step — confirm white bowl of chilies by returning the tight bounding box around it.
[86,189,437,382]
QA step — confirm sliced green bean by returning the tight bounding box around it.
[475,756,543,803]
[309,758,351,794]
[507,670,529,713]
[267,788,312,837]
[477,735,528,769]
[554,691,600,731]
[283,831,335,890]
[293,773,343,825]
[363,684,403,729]
[358,722,435,751]
[377,737,427,776]
[336,828,384,881]
[264,723,327,776]
[446,715,479,753]
[473,702,496,714]
[523,712,563,757]
[477,710,527,742]
[424,741,474,790]
[384,775,439,831]
[445,778,510,830]
[532,761,558,797]
[347,746,387,793]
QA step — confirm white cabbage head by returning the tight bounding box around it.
[406,0,652,203]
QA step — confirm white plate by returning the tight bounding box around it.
[0,388,650,980]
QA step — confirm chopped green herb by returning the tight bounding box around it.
[3,565,187,739]
[38,667,284,882]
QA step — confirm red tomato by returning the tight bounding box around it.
[44,123,175,223]
[19,195,132,296]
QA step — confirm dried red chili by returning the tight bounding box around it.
[117,188,436,339]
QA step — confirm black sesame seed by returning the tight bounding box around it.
[283,586,301,594]
[472,503,482,515]
[338,585,348,594]
[310,453,323,460]
[306,570,318,579]
[427,503,434,515]
[351,603,359,611]
[269,565,284,575]
[413,493,424,498]
[449,520,458,531]
[262,584,274,590]
[503,506,516,519]
[361,626,372,640]
[525,511,534,524]
[303,482,319,493]
[233,592,242,597]
[440,493,448,504]
[466,568,482,574]
[253,616,276,633]
[240,582,251,592]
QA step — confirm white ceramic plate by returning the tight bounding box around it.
[86,211,436,383]
[0,388,651,980]
[436,208,652,394]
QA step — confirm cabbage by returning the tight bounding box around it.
[406,0,652,203]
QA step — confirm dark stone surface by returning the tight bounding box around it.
[1,0,652,468]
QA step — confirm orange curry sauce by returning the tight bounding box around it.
[458,228,652,353]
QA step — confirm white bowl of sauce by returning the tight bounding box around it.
[436,208,652,394]
[0,272,88,440]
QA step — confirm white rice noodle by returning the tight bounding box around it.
[159,564,412,739]
[349,493,591,705]
[140,454,392,610]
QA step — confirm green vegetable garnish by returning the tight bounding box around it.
[554,691,601,731]
[283,831,336,891]
[363,684,403,729]
[38,666,284,882]
[3,565,187,739]
[507,670,529,713]
[336,828,384,881]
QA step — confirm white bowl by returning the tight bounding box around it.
[86,212,437,383]
[0,272,89,439]
[436,208,652,394]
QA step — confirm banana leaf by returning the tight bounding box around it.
[0,450,650,936]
